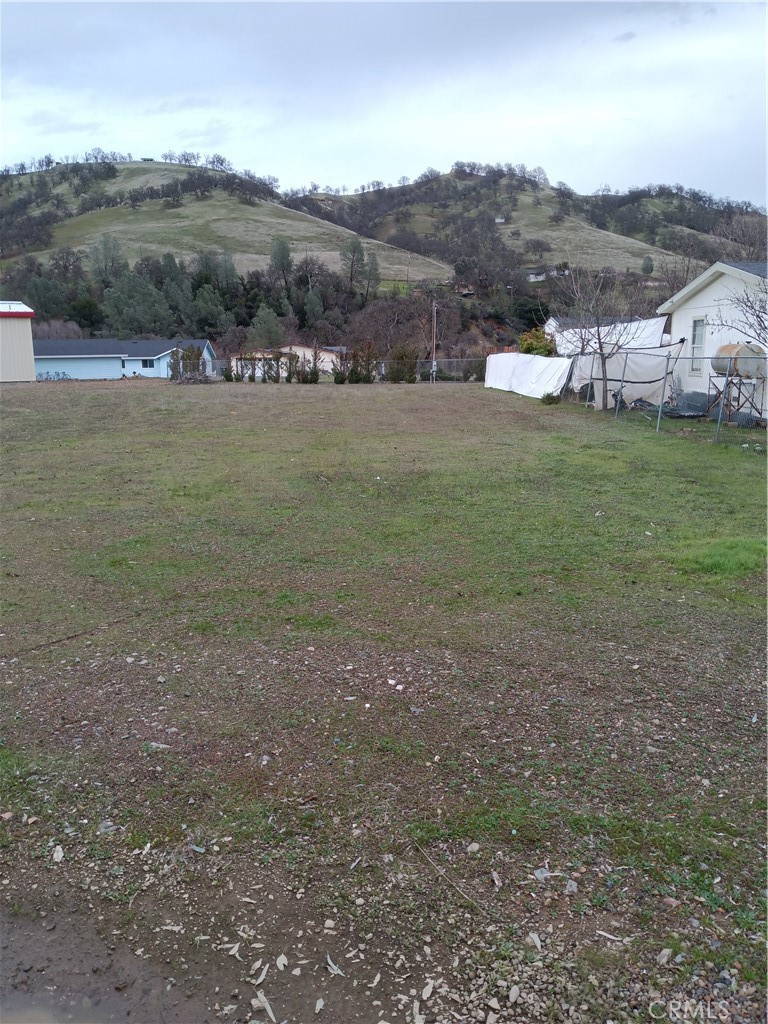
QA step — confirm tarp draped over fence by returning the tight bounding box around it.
[545,316,669,357]
[570,342,685,407]
[484,353,573,398]
[485,343,685,406]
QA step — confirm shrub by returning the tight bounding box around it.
[540,392,561,405]
[519,328,556,356]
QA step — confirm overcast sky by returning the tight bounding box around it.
[1,1,765,205]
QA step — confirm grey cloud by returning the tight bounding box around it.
[24,110,102,133]
[613,31,636,43]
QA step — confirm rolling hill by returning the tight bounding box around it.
[0,162,451,282]
[3,158,762,285]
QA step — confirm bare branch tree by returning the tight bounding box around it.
[713,215,768,262]
[552,263,654,410]
[707,276,768,347]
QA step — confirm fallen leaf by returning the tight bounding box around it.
[527,931,542,952]
[326,954,344,977]
[252,964,269,986]
[254,990,276,1023]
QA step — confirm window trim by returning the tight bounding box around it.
[690,318,706,374]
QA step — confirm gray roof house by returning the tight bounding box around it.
[33,338,217,380]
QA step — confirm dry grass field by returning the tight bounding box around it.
[1,380,765,1024]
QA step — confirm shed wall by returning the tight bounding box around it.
[0,318,36,382]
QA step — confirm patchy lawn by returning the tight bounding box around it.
[1,380,765,1024]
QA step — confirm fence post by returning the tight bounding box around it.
[615,352,629,419]
[655,352,671,433]
[714,358,732,443]
[585,354,595,408]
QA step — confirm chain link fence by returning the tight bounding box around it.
[559,353,766,449]
[205,357,487,384]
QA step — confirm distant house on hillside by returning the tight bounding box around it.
[33,338,217,380]
[0,301,36,382]
[525,266,571,284]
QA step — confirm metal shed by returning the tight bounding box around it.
[0,301,36,382]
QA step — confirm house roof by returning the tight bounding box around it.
[0,301,35,318]
[33,338,212,358]
[656,260,767,315]
[719,260,768,279]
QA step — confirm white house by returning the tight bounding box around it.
[0,301,36,382]
[656,261,767,406]
[33,338,217,380]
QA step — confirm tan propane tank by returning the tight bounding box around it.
[710,343,767,377]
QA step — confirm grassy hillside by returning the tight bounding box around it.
[2,159,762,291]
[0,162,451,282]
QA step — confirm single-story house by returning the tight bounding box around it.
[232,344,345,378]
[33,338,217,380]
[656,260,767,404]
[0,301,36,382]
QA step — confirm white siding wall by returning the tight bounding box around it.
[123,356,164,377]
[670,275,763,393]
[0,318,36,382]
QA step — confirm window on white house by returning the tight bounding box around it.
[141,359,155,368]
[690,319,705,373]
[121,360,125,369]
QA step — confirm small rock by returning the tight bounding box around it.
[467,843,480,854]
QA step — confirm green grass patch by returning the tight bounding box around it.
[671,536,766,578]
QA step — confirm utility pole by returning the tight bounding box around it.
[430,301,437,384]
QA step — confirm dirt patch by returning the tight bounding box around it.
[1,899,212,1023]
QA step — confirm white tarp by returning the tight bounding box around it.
[545,316,668,357]
[571,342,684,407]
[485,352,573,398]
